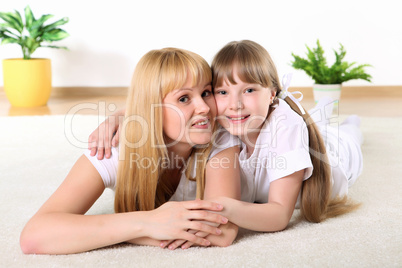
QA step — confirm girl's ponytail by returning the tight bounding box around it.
[280,95,360,222]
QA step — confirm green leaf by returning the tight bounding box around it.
[24,6,35,29]
[0,26,19,38]
[0,11,23,32]
[14,9,23,27]
[28,42,41,55]
[25,36,35,49]
[28,14,54,39]
[42,45,68,50]
[29,14,53,31]
[1,36,19,45]
[43,17,69,31]
[42,28,69,41]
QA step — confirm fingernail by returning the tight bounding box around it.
[216,204,223,210]
[221,217,228,224]
[168,245,174,250]
[204,240,211,246]
[160,242,165,248]
[216,228,222,234]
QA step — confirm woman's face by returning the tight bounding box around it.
[162,75,217,148]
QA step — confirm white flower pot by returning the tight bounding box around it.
[312,84,342,114]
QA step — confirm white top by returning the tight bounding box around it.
[84,127,240,201]
[239,99,313,204]
[238,99,362,205]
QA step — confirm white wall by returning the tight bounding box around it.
[1,0,401,87]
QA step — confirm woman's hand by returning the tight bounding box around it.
[158,198,239,250]
[143,200,228,247]
[160,146,242,250]
[160,229,210,250]
[88,108,125,159]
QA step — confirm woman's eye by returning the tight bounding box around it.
[179,96,189,103]
[202,90,212,98]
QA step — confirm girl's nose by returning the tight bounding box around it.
[229,96,244,110]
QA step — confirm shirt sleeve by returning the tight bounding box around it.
[209,127,241,159]
[266,119,313,183]
[83,147,119,189]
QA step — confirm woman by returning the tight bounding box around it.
[20,48,240,254]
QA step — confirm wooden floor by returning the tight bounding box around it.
[1,86,401,117]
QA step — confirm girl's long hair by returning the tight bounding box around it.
[212,40,359,222]
[115,48,213,213]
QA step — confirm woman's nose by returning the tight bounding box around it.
[195,98,211,114]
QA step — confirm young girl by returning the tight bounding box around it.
[20,48,241,255]
[207,40,363,232]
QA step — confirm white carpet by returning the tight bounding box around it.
[1,115,401,267]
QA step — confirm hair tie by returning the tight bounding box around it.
[278,73,306,115]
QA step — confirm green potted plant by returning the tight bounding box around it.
[0,5,69,107]
[291,39,372,113]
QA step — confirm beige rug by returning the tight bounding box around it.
[1,115,401,267]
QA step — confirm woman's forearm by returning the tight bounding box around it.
[21,200,227,254]
[127,237,162,247]
[20,212,149,255]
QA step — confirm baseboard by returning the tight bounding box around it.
[0,85,401,98]
[294,85,402,98]
[49,87,129,97]
[0,86,128,97]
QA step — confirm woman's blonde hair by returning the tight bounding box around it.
[115,48,213,213]
[212,40,359,223]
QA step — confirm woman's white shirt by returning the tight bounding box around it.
[84,127,240,201]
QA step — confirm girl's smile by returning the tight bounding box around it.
[226,114,250,124]
[214,65,275,142]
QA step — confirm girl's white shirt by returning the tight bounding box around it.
[84,127,241,201]
[239,99,313,205]
[238,99,362,206]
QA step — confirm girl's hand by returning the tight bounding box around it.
[206,196,236,219]
[88,108,124,159]
[143,200,228,247]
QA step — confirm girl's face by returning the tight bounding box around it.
[214,66,275,141]
[162,75,216,148]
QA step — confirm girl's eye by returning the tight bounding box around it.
[179,96,189,103]
[202,90,212,98]
[245,88,254,93]
[216,90,227,95]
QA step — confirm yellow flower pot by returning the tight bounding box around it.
[2,58,52,107]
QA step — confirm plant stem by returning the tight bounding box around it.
[22,46,30,60]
